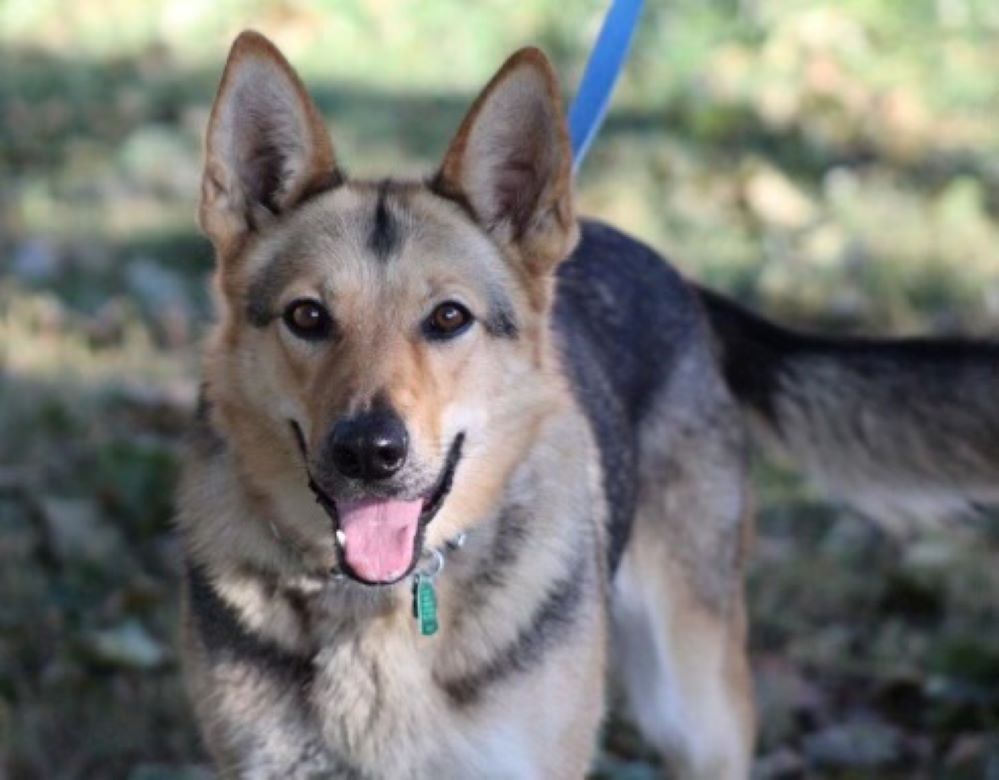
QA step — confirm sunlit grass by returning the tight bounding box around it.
[0,286,194,391]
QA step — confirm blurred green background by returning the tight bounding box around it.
[1,1,998,777]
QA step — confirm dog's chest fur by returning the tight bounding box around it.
[183,402,608,777]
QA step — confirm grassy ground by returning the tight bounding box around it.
[2,1,999,777]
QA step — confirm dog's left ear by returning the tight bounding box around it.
[434,48,578,276]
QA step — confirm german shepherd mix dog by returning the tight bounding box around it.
[179,31,999,778]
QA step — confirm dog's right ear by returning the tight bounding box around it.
[200,31,340,258]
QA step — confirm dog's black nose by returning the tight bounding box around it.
[329,409,408,480]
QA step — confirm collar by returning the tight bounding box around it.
[410,531,468,637]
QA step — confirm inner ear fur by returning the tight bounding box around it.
[200,30,341,258]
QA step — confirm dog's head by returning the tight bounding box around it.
[198,32,578,585]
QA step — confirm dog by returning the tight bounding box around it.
[177,31,999,778]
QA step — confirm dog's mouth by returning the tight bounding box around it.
[290,422,464,586]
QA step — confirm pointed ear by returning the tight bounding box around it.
[434,47,577,274]
[200,31,341,256]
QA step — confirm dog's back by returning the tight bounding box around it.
[555,219,712,568]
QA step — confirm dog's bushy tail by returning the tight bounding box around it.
[696,286,999,528]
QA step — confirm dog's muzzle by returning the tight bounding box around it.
[290,421,464,585]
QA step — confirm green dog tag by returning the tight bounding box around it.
[414,574,439,637]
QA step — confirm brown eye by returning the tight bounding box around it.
[425,301,473,340]
[283,299,332,340]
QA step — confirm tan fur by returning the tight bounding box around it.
[179,31,756,778]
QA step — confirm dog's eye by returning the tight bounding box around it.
[425,301,473,340]
[283,299,332,340]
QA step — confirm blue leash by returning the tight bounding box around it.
[568,0,644,173]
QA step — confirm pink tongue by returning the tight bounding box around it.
[338,498,423,583]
